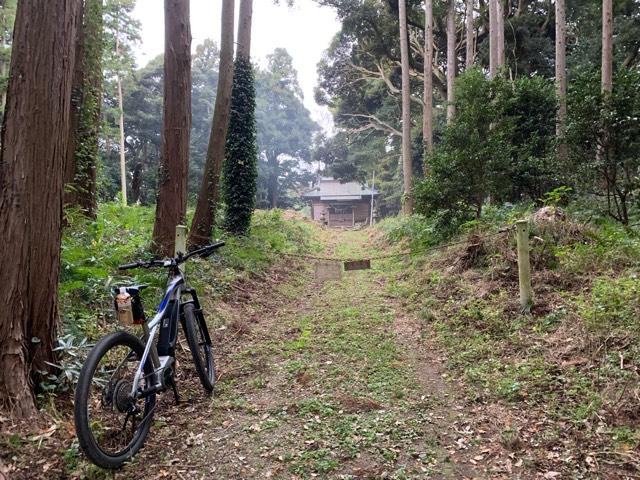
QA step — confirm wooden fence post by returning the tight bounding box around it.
[515,219,533,312]
[175,225,187,273]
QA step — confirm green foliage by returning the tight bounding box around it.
[59,204,320,352]
[222,56,258,235]
[377,214,439,250]
[541,186,573,206]
[566,67,640,224]
[555,221,640,274]
[40,335,90,393]
[578,276,640,338]
[255,48,319,209]
[416,69,556,231]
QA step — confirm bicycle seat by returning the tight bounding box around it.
[112,285,149,296]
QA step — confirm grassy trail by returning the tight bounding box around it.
[170,228,506,479]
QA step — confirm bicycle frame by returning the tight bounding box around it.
[130,271,185,399]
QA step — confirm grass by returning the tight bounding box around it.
[198,230,446,478]
[378,205,640,471]
[48,205,321,393]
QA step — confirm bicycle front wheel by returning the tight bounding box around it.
[74,331,156,469]
[182,303,216,392]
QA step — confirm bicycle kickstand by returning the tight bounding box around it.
[168,377,180,405]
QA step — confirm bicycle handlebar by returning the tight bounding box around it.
[117,241,225,271]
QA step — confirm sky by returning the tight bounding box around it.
[132,0,341,132]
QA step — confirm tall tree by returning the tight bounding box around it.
[102,0,140,205]
[398,0,413,213]
[255,49,318,209]
[496,0,505,70]
[222,0,257,234]
[601,0,613,94]
[0,0,80,417]
[556,0,567,161]
[446,0,456,124]
[465,0,475,67]
[188,0,235,248]
[152,0,192,256]
[489,0,505,77]
[65,1,86,210]
[65,0,104,217]
[423,0,433,157]
[116,23,127,205]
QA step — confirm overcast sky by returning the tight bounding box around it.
[132,0,340,132]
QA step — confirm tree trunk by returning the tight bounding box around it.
[237,0,252,58]
[601,0,613,94]
[188,0,235,248]
[398,0,413,214]
[75,0,103,217]
[555,0,567,162]
[131,142,145,204]
[489,0,497,77]
[66,0,103,217]
[268,153,278,209]
[152,0,192,256]
[116,30,127,206]
[446,0,456,125]
[0,0,11,116]
[64,0,85,209]
[0,0,80,418]
[222,0,257,234]
[465,0,475,67]
[496,0,505,70]
[423,0,433,160]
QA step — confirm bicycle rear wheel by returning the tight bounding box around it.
[182,303,216,392]
[74,331,156,469]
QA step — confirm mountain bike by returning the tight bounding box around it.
[73,241,224,469]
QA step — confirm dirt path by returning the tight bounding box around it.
[115,228,518,479]
[5,229,530,479]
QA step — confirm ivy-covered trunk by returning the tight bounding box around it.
[222,0,256,235]
[65,0,104,217]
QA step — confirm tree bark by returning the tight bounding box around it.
[465,0,475,67]
[115,29,127,206]
[496,0,505,70]
[555,0,567,161]
[398,0,413,214]
[64,0,85,209]
[75,0,103,217]
[0,0,81,418]
[601,0,613,94]
[188,0,235,248]
[131,142,146,204]
[65,0,103,217]
[268,153,278,209]
[152,0,192,256]
[237,0,252,59]
[446,0,456,124]
[489,0,497,77]
[423,0,433,159]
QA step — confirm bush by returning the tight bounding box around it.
[566,67,640,225]
[416,69,556,226]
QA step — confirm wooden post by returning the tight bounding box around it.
[515,219,533,312]
[175,225,187,273]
